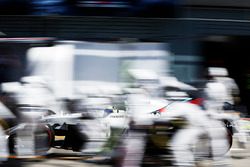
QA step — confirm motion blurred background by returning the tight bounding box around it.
[1,1,250,167]
[1,0,250,116]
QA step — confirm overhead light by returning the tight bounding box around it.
[205,36,231,42]
[0,31,6,36]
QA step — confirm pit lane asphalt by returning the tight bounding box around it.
[4,136,250,167]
